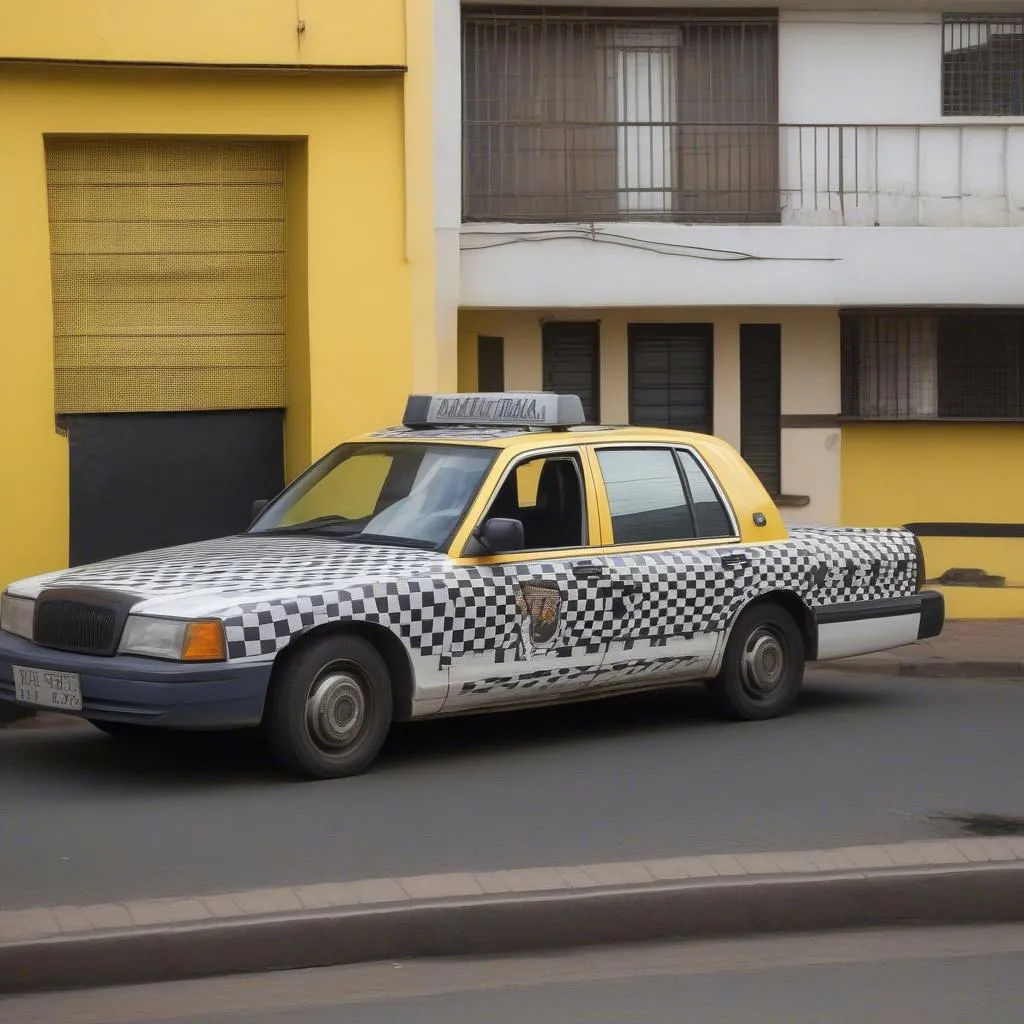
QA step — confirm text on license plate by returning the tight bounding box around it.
[13,665,83,712]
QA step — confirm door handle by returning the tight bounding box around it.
[571,561,606,580]
[721,552,749,571]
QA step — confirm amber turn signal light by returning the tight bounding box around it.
[182,620,227,661]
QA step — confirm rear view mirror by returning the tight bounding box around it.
[467,517,525,556]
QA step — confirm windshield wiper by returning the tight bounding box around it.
[260,515,358,535]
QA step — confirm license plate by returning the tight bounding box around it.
[13,665,83,712]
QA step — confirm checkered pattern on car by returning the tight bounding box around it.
[215,525,918,662]
[32,537,449,598]
[20,524,919,666]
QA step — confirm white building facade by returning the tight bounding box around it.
[433,2,1024,618]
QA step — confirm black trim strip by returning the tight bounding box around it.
[779,415,839,429]
[905,522,1024,539]
[814,596,921,625]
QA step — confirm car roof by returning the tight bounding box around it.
[355,423,720,452]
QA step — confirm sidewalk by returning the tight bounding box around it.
[822,619,1024,679]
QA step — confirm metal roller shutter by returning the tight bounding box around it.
[542,322,601,422]
[628,323,713,433]
[740,323,782,495]
[45,138,287,415]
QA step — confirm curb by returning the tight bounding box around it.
[816,657,1024,680]
[2,838,1023,995]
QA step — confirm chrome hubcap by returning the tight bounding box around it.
[741,628,786,697]
[306,669,366,750]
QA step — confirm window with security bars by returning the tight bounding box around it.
[943,15,1024,115]
[841,313,1024,420]
[462,7,779,222]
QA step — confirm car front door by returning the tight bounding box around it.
[442,446,620,712]
[583,444,744,688]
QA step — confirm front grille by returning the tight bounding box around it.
[35,599,118,655]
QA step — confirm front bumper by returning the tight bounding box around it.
[0,631,272,730]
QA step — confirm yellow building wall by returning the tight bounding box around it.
[842,423,1024,619]
[0,64,419,592]
[0,0,405,67]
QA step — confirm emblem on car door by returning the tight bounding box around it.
[513,580,563,653]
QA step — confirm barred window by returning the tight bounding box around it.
[943,15,1024,116]
[462,7,779,223]
[842,313,1024,420]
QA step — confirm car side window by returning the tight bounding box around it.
[596,448,696,544]
[676,450,736,539]
[484,452,587,551]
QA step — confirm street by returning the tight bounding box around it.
[1,671,1021,910]
[3,924,1023,1023]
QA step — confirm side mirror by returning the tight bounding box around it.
[467,517,525,556]
[250,499,270,525]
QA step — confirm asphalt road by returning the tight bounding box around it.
[1,671,1022,910]
[4,925,1024,1024]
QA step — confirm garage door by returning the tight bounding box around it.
[542,322,600,422]
[628,324,713,433]
[46,138,287,414]
[44,138,288,563]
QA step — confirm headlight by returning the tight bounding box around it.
[119,616,226,662]
[0,594,35,641]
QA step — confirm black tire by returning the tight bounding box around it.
[264,633,393,779]
[705,602,805,721]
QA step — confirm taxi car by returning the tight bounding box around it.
[0,393,944,779]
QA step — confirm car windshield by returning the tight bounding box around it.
[250,442,496,550]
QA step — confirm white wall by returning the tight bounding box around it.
[779,12,942,124]
[459,224,1024,309]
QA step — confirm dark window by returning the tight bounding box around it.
[462,9,779,223]
[676,450,736,539]
[542,322,600,422]
[597,448,696,544]
[740,324,781,495]
[943,15,1024,116]
[629,324,713,433]
[485,452,586,550]
[841,312,1024,420]
[477,336,505,392]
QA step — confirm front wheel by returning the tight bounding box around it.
[705,602,805,721]
[264,633,393,779]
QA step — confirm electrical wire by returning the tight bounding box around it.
[460,227,838,262]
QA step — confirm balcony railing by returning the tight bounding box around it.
[463,123,1024,227]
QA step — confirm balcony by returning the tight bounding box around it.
[463,122,1024,228]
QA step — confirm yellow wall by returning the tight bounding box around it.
[842,423,1024,618]
[0,62,422,591]
[0,0,405,67]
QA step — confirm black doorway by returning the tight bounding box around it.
[65,410,285,566]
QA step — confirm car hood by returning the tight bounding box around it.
[6,535,451,618]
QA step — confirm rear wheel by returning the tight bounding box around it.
[706,602,805,721]
[264,633,393,779]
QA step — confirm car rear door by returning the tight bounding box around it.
[582,443,744,687]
